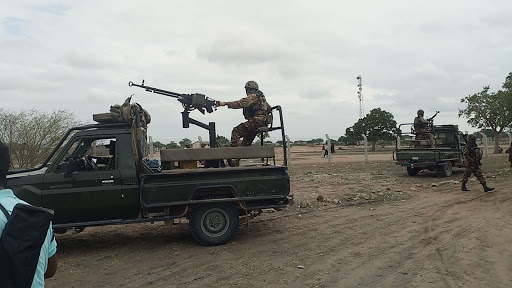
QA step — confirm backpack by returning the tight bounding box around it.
[0,203,54,288]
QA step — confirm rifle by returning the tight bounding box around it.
[128,80,216,114]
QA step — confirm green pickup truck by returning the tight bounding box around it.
[393,124,467,177]
[7,110,291,246]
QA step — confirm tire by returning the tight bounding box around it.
[189,203,239,246]
[407,167,421,176]
[437,161,453,177]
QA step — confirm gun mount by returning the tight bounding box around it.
[129,80,219,150]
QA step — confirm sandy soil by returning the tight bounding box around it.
[46,146,512,288]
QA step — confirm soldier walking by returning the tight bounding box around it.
[461,134,494,192]
[507,142,512,168]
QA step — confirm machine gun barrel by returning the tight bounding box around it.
[128,80,216,114]
[428,110,440,122]
[129,80,184,100]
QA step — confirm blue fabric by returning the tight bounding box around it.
[0,189,57,288]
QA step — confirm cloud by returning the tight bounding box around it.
[1,1,511,143]
[34,4,71,16]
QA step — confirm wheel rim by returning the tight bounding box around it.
[200,208,229,237]
[446,162,452,176]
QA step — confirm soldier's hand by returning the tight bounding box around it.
[216,101,226,107]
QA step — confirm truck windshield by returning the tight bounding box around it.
[46,131,78,167]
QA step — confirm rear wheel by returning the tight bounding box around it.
[189,203,239,246]
[407,167,421,176]
[437,161,453,177]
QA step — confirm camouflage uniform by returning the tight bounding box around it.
[224,82,270,147]
[461,135,494,192]
[413,110,433,143]
[508,143,512,168]
[461,142,486,185]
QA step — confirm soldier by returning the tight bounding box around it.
[413,109,434,143]
[461,134,494,192]
[507,141,512,168]
[216,81,271,166]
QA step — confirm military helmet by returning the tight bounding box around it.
[417,109,424,116]
[245,81,258,90]
[467,134,476,141]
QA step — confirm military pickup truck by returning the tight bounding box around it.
[393,124,467,177]
[7,104,291,246]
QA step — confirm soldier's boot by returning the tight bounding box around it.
[461,183,469,191]
[482,183,495,192]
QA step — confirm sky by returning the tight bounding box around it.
[1,0,511,144]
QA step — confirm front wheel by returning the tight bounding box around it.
[189,203,239,246]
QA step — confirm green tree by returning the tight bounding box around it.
[216,135,230,147]
[256,131,270,143]
[0,109,81,169]
[307,138,324,145]
[153,141,165,149]
[179,138,192,147]
[338,135,359,145]
[345,108,397,151]
[458,72,512,153]
[164,141,179,149]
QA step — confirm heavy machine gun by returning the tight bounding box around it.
[129,80,219,151]
[128,80,216,114]
[426,110,440,132]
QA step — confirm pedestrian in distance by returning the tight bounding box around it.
[0,140,58,287]
[216,80,271,166]
[460,134,495,192]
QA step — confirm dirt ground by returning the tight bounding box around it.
[46,146,512,288]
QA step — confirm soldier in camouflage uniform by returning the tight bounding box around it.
[413,109,434,143]
[216,81,271,166]
[461,134,494,192]
[507,142,512,168]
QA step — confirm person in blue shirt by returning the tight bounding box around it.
[0,141,58,287]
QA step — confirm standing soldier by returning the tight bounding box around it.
[461,134,495,192]
[507,142,512,168]
[216,80,271,166]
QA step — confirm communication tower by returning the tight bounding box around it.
[357,75,364,119]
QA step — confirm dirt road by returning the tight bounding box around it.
[46,147,512,288]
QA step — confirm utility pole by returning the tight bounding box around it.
[357,75,363,119]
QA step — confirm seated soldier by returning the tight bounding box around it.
[105,140,116,169]
[413,109,434,144]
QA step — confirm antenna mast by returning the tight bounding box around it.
[357,75,363,119]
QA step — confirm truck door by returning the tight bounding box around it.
[42,137,124,224]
